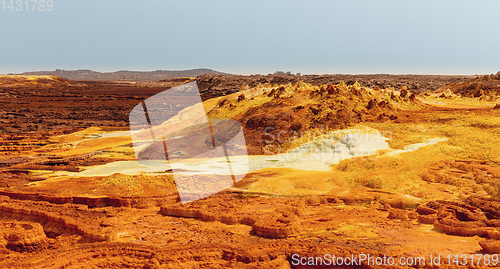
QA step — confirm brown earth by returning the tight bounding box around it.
[0,74,474,134]
[196,73,474,99]
[139,81,411,156]
[0,189,487,268]
[440,71,500,98]
[1,74,500,268]
[0,76,190,134]
[14,68,224,81]
[225,82,406,155]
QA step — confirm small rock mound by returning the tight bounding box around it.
[387,208,418,220]
[160,197,304,239]
[253,208,301,239]
[416,198,500,241]
[480,240,500,254]
[0,221,48,252]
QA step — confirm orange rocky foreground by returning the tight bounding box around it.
[0,190,491,268]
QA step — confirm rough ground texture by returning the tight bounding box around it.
[440,71,500,98]
[0,76,190,133]
[207,81,408,155]
[13,68,224,81]
[0,74,475,134]
[0,191,488,268]
[1,74,500,268]
[196,73,473,99]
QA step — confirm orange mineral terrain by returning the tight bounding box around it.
[1,74,500,268]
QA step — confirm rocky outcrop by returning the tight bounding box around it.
[416,199,500,239]
[480,240,500,254]
[0,221,48,252]
[0,196,117,242]
[196,73,471,99]
[253,208,301,239]
[160,197,304,239]
[433,218,490,237]
[0,189,176,209]
[234,82,401,154]
[442,71,500,98]
[421,160,500,200]
[387,208,418,220]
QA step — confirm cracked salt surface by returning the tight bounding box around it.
[75,127,447,176]
[263,127,447,171]
[271,127,392,171]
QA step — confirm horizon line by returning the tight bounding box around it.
[1,68,494,77]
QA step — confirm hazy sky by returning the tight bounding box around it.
[1,0,499,75]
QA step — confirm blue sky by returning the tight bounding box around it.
[1,0,499,75]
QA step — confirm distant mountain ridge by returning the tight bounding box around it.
[11,68,228,81]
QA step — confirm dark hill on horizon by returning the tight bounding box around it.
[10,68,228,81]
